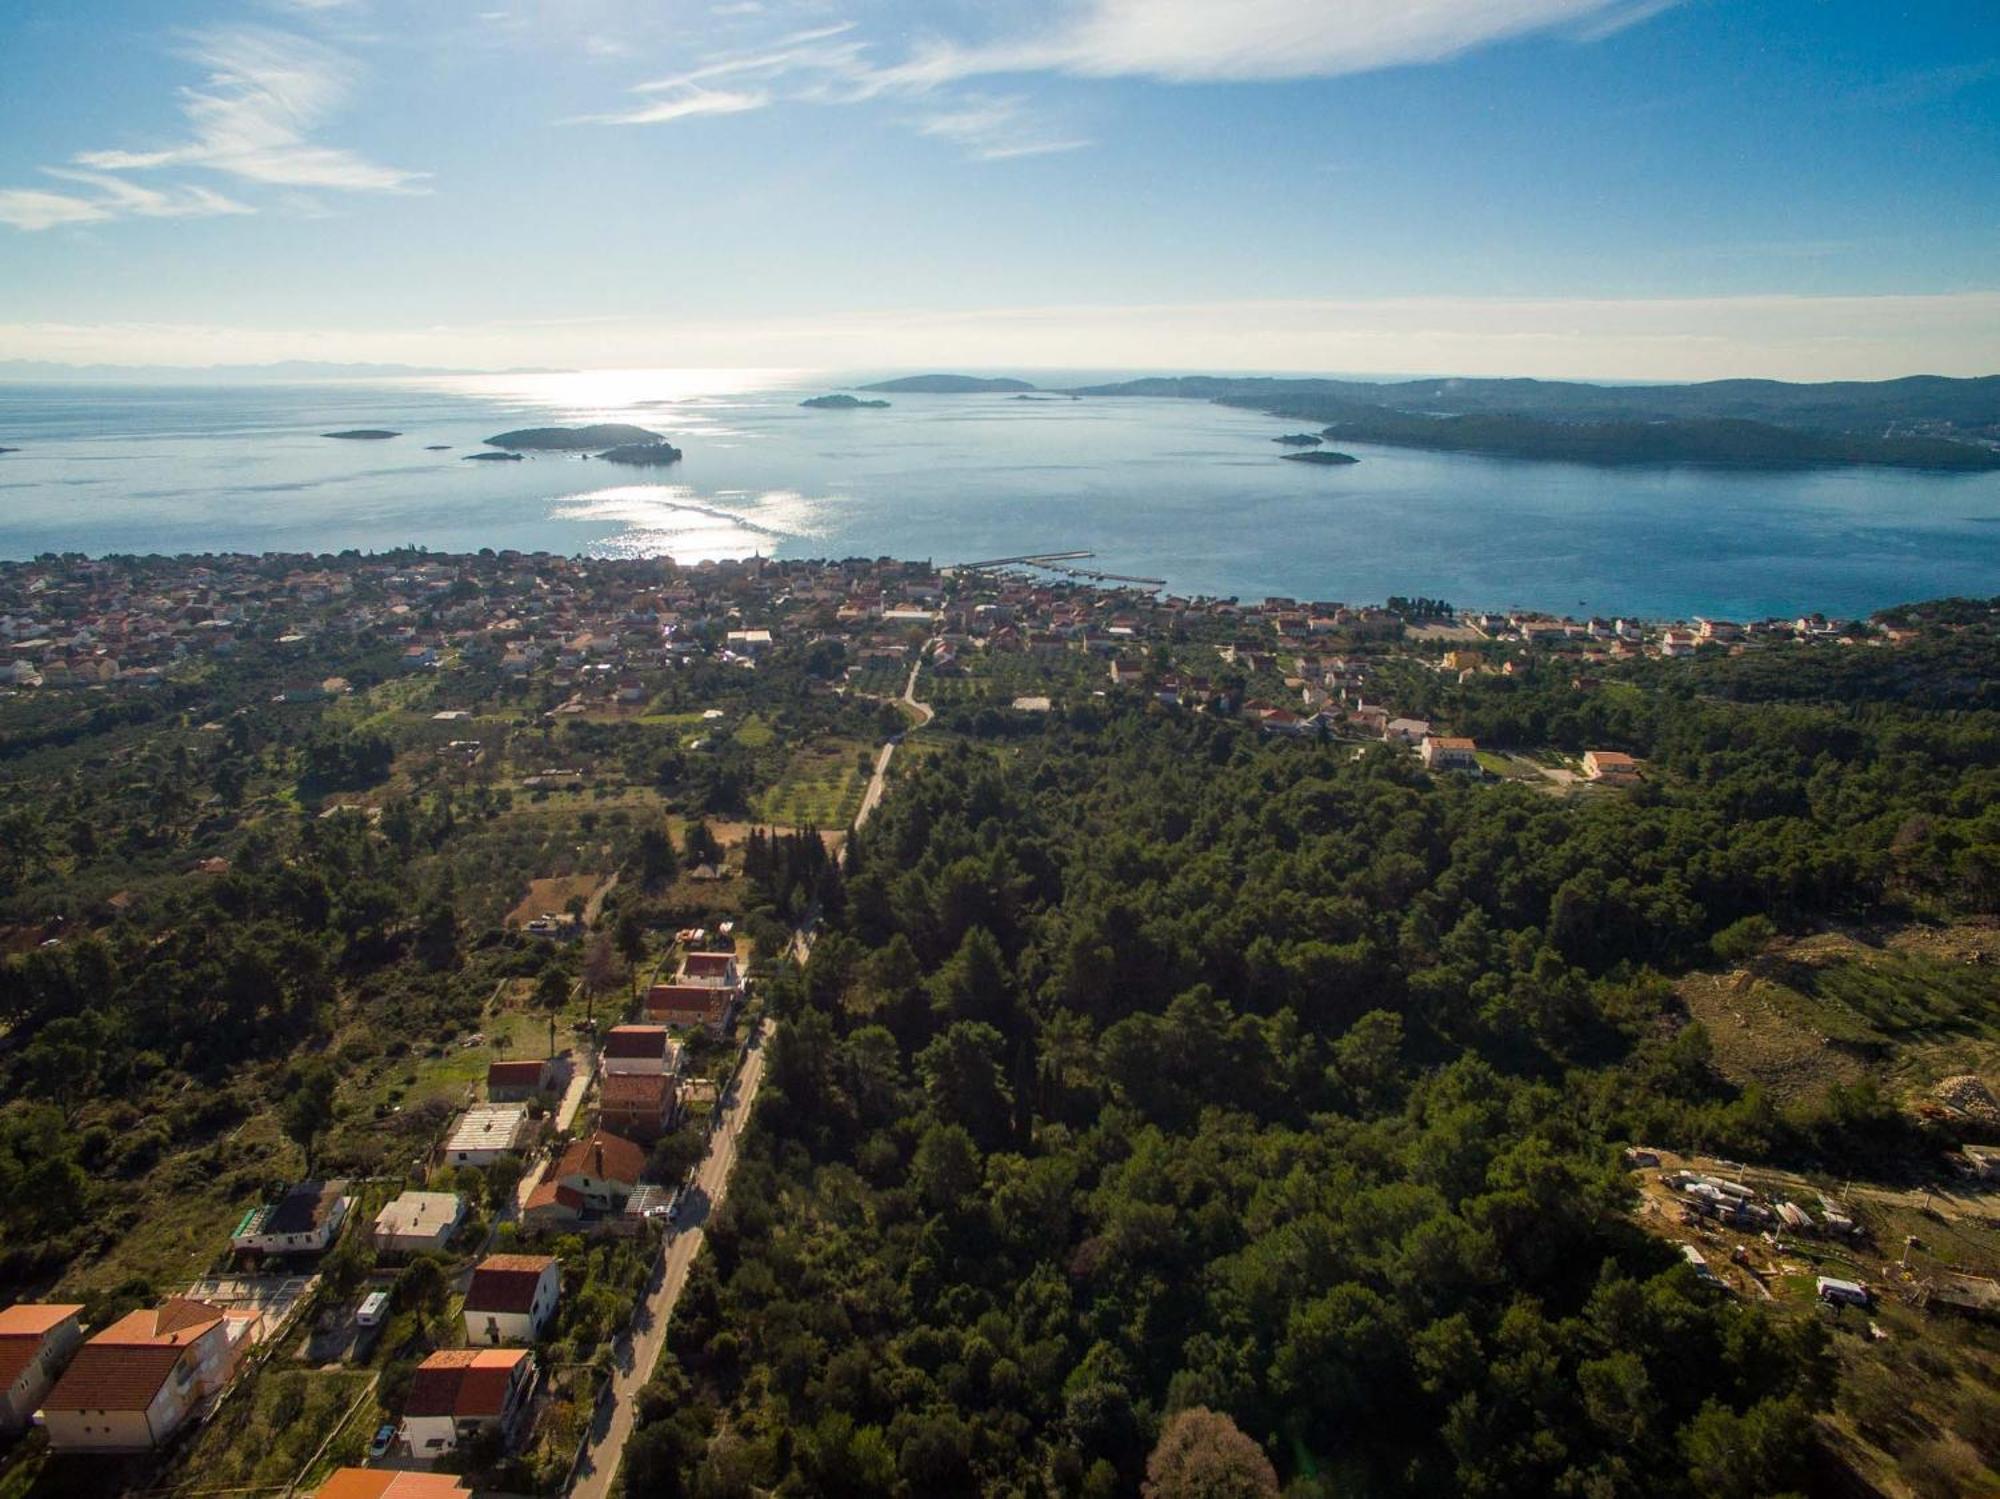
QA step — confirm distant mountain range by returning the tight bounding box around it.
[0,359,565,383]
[1065,374,2000,472]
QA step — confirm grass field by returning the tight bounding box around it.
[732,713,777,749]
[754,740,871,829]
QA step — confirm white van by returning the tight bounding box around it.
[355,1290,390,1328]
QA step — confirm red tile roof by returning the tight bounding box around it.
[644,985,731,1023]
[403,1348,529,1419]
[97,1298,224,1345]
[601,1072,672,1109]
[552,1129,646,1188]
[522,1179,586,1215]
[487,1059,547,1088]
[45,1342,185,1412]
[316,1471,470,1499]
[680,951,735,979]
[0,1304,82,1391]
[0,1303,84,1338]
[465,1255,555,1315]
[603,1025,670,1059]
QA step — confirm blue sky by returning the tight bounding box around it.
[0,0,1995,377]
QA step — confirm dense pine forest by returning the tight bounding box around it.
[624,622,2000,1497]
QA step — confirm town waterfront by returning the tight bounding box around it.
[2,368,1997,620]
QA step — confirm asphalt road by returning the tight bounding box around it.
[567,658,925,1495]
[566,1019,772,1499]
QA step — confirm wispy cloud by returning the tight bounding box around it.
[0,190,115,233]
[74,28,423,193]
[630,24,873,104]
[0,24,422,232]
[876,0,1678,86]
[911,96,1089,160]
[578,0,1671,158]
[0,172,254,233]
[44,170,254,220]
[568,86,770,126]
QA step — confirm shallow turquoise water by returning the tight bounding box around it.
[1,369,1996,619]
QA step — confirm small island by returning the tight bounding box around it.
[462,450,523,462]
[484,423,661,452]
[1273,433,1323,447]
[858,374,1036,394]
[801,394,890,410]
[424,444,451,451]
[322,429,400,440]
[1282,449,1361,466]
[597,441,684,467]
[0,447,17,455]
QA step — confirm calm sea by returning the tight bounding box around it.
[1,367,1996,619]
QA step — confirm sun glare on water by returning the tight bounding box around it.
[418,367,818,421]
[550,483,822,565]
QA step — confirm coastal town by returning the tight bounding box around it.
[0,547,1994,1499]
[0,546,1918,773]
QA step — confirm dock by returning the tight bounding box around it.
[954,550,1096,569]
[951,551,1166,590]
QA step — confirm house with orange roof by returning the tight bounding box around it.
[43,1299,248,1451]
[398,1348,537,1457]
[522,1130,647,1231]
[315,1471,469,1499]
[599,1071,678,1142]
[0,1303,84,1433]
[643,947,744,1035]
[462,1254,560,1345]
[1420,735,1480,773]
[1582,749,1642,785]
[486,1056,561,1102]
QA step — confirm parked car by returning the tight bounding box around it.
[368,1424,397,1460]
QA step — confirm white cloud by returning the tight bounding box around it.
[581,0,1673,158]
[878,0,1678,87]
[630,25,872,103]
[912,96,1089,160]
[71,27,423,194]
[0,172,253,232]
[43,170,255,220]
[567,86,770,126]
[0,190,114,232]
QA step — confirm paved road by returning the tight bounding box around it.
[568,1020,773,1499]
[568,659,924,1495]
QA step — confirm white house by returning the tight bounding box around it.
[0,1303,85,1434]
[1420,735,1480,772]
[398,1348,536,1457]
[601,1025,681,1079]
[462,1255,561,1346]
[371,1192,466,1255]
[444,1105,535,1167]
[44,1300,250,1452]
[1582,750,1641,784]
[231,1180,352,1257]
